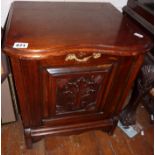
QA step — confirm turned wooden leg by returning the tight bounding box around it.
[24,128,33,149]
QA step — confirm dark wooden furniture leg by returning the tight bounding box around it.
[24,128,33,149]
[120,65,154,127]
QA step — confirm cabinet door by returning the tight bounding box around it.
[41,64,117,119]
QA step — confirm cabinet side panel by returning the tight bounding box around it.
[101,57,131,117]
[10,58,30,127]
[103,55,144,118]
[20,60,42,127]
[114,54,144,115]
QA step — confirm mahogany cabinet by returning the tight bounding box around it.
[3,2,152,148]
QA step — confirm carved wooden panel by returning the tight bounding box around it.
[56,74,104,114]
[42,64,116,117]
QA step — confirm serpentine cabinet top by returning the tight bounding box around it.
[3,2,152,59]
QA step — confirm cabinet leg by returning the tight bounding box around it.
[109,116,118,135]
[105,125,117,136]
[103,117,118,136]
[25,136,32,149]
[24,128,33,149]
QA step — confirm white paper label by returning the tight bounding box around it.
[133,33,144,38]
[13,42,28,48]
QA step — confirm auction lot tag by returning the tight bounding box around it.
[13,42,29,48]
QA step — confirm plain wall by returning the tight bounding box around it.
[1,0,127,27]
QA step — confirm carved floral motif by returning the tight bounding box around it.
[56,75,104,114]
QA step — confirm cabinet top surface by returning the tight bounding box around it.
[3,2,152,58]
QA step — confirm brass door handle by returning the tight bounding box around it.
[65,53,101,62]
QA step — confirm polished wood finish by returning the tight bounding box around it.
[3,2,152,148]
[3,2,152,58]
